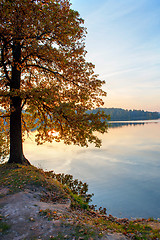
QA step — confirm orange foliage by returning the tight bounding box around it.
[0,0,109,159]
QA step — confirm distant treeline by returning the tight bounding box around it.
[90,108,160,121]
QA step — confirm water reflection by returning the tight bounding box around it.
[24,120,160,219]
[109,120,159,128]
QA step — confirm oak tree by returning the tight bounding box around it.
[0,0,109,164]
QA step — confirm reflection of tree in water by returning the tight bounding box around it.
[109,121,157,128]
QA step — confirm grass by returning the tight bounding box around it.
[39,209,61,221]
[0,215,10,233]
[0,163,67,200]
[49,223,98,240]
[85,214,160,239]
[46,171,93,211]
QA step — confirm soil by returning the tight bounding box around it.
[0,187,127,240]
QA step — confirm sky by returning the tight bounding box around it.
[70,0,160,112]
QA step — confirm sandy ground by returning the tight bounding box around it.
[0,187,127,240]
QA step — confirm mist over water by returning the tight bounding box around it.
[24,120,160,219]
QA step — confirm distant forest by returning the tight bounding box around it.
[90,108,160,121]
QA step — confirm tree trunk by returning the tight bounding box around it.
[8,42,30,165]
[8,96,23,164]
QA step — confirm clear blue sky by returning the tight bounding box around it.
[70,0,160,111]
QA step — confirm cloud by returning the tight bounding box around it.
[71,0,160,111]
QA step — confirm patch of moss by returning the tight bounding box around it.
[0,163,66,200]
[0,215,10,233]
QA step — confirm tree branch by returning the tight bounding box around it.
[22,115,30,136]
[1,46,11,83]
[25,64,58,75]
[0,114,10,118]
[24,63,81,88]
[21,98,27,110]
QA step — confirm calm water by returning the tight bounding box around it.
[24,120,160,219]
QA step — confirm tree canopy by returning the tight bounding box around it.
[0,0,109,163]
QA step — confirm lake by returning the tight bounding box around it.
[24,119,160,219]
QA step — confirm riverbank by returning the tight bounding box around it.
[0,163,160,239]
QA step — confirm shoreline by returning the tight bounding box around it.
[0,163,160,239]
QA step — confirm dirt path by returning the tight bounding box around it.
[0,188,127,240]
